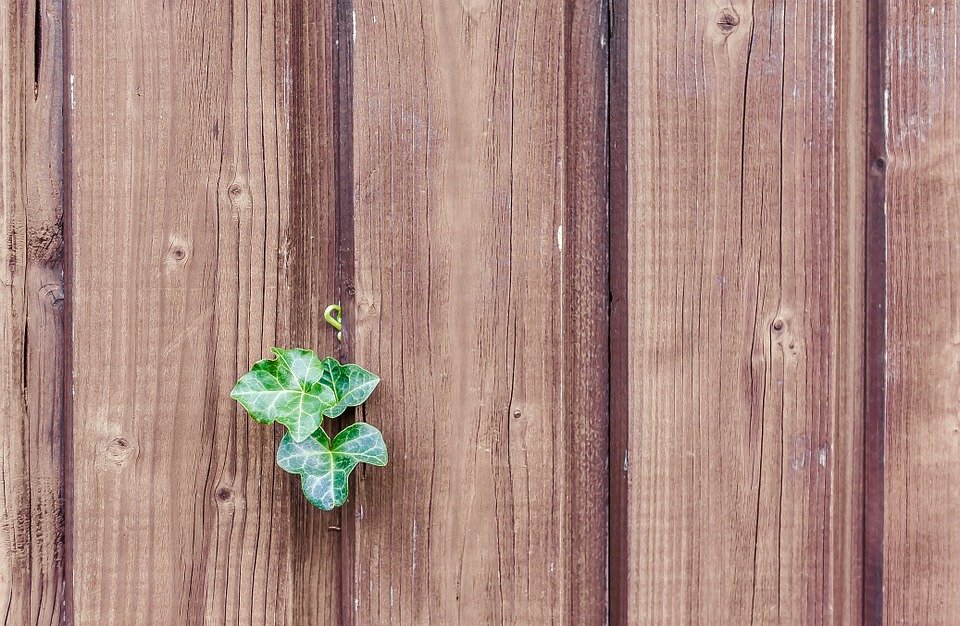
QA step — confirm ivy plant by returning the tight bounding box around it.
[276,423,387,510]
[231,347,387,510]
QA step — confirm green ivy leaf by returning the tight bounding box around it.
[276,422,388,510]
[231,348,336,442]
[317,358,380,418]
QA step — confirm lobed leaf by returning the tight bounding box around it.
[317,358,380,418]
[276,422,388,510]
[231,348,336,442]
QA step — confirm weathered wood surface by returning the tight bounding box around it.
[6,0,960,622]
[619,1,865,621]
[285,1,345,623]
[0,0,66,623]
[863,0,887,621]
[349,0,608,622]
[563,1,610,621]
[882,1,960,622]
[66,0,339,622]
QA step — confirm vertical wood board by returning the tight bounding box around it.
[349,0,609,622]
[66,1,338,621]
[284,1,346,622]
[0,1,66,623]
[622,1,865,621]
[882,1,960,622]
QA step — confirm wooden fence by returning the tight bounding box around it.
[1,0,957,623]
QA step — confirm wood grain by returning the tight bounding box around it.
[609,0,630,622]
[622,1,865,621]
[0,0,66,623]
[66,0,337,621]
[563,0,610,623]
[17,0,960,621]
[284,0,344,623]
[882,1,960,622]
[349,0,607,621]
[863,0,887,621]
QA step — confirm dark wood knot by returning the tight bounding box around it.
[717,8,740,34]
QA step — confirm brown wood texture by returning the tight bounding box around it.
[348,0,608,622]
[609,1,630,623]
[621,1,866,621]
[8,0,960,622]
[563,1,610,622]
[286,1,345,623]
[0,0,66,623]
[882,1,960,622]
[863,0,887,621]
[66,0,339,622]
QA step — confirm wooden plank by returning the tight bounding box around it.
[563,1,610,623]
[285,1,345,623]
[609,0,630,622]
[67,1,338,621]
[882,1,960,622]
[621,1,865,621]
[833,4,869,622]
[0,0,66,622]
[349,0,607,621]
[863,0,887,621]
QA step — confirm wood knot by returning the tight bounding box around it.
[166,236,190,269]
[215,487,233,502]
[771,314,801,355]
[228,183,244,198]
[716,8,740,34]
[105,437,134,465]
[39,283,64,307]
